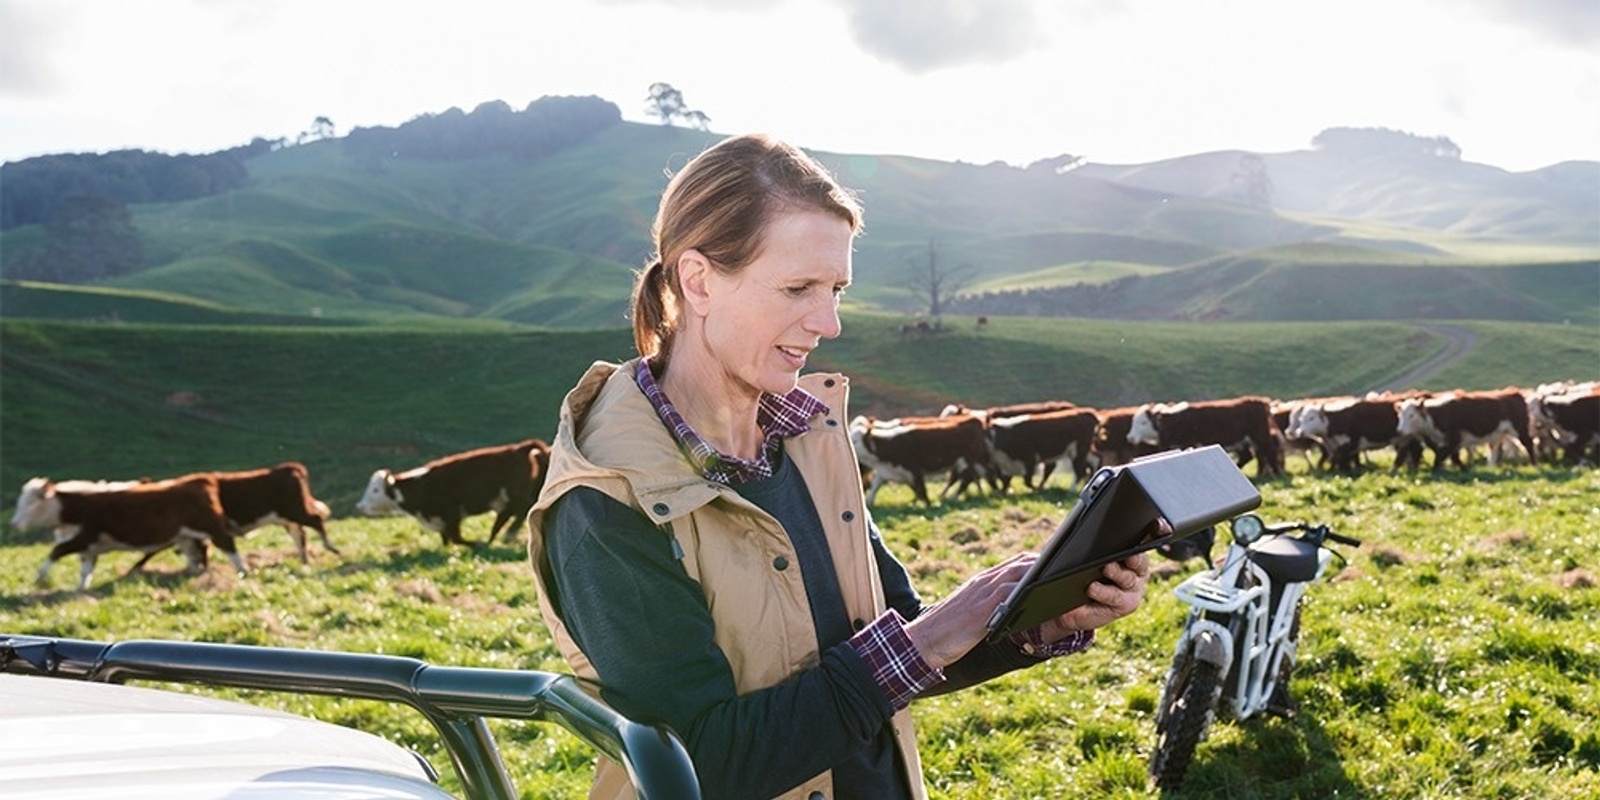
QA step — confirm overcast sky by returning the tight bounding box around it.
[3,0,1597,172]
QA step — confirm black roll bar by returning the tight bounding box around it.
[0,634,700,800]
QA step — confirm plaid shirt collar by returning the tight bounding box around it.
[634,358,828,485]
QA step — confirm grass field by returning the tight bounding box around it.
[4,315,1596,515]
[3,458,1596,798]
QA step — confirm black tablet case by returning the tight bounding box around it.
[986,444,1261,638]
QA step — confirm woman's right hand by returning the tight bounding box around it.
[902,552,1038,669]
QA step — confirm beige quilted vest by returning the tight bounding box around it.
[528,360,925,800]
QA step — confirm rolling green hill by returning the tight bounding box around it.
[3,316,1595,515]
[3,110,1595,329]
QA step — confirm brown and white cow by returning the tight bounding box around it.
[356,439,551,546]
[1091,406,1150,468]
[190,462,336,563]
[1273,398,1335,471]
[1528,384,1600,465]
[1287,393,1424,473]
[1396,388,1539,471]
[1127,396,1284,477]
[985,407,1101,492]
[941,400,1079,420]
[850,413,991,505]
[13,475,243,590]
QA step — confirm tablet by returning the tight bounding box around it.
[985,444,1261,638]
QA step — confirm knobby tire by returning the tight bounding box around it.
[1149,654,1223,789]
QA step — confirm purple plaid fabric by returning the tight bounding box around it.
[1012,626,1095,659]
[849,610,944,711]
[634,358,827,486]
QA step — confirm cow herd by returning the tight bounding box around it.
[12,379,1596,589]
[852,380,1598,506]
[11,439,550,590]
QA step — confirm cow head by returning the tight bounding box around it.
[355,469,404,517]
[10,477,58,532]
[1395,398,1437,442]
[1290,405,1329,440]
[1127,406,1160,446]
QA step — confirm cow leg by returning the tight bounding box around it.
[205,531,249,577]
[1436,436,1467,471]
[910,474,932,505]
[285,522,310,563]
[176,538,209,572]
[126,543,173,574]
[76,553,100,591]
[486,509,518,544]
[1037,460,1058,491]
[441,516,469,547]
[1392,437,1424,472]
[864,475,885,506]
[38,533,94,588]
[984,465,1007,496]
[1518,431,1540,467]
[309,519,341,557]
[939,469,962,500]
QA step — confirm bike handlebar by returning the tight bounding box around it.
[1324,530,1363,547]
[1254,519,1361,548]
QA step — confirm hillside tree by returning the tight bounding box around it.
[907,239,975,325]
[298,116,337,144]
[1229,153,1273,208]
[646,83,711,130]
[18,194,145,282]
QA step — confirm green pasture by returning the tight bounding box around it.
[2,460,1595,798]
[3,316,1597,515]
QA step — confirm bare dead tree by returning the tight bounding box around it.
[907,239,976,327]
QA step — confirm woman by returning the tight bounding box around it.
[526,133,1150,800]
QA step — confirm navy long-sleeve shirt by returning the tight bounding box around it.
[541,446,1044,799]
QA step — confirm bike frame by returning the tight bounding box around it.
[1168,536,1334,722]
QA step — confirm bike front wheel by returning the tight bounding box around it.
[1149,652,1224,789]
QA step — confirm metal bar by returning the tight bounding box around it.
[0,635,700,800]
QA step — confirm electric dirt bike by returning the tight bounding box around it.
[1148,513,1361,789]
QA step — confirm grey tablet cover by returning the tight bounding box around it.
[985,444,1261,638]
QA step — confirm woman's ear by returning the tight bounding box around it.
[677,249,715,317]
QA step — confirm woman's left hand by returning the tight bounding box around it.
[1038,550,1151,643]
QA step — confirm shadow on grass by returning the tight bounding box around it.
[1152,708,1361,798]
[868,482,1083,528]
[325,537,531,577]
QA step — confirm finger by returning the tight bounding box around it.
[1089,578,1142,612]
[1101,563,1139,591]
[1122,551,1151,578]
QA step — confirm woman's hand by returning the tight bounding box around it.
[903,552,1037,669]
[1037,550,1151,644]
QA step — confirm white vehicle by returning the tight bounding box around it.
[1147,514,1362,789]
[0,635,700,800]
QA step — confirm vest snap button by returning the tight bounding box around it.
[651,502,669,516]
[773,555,789,571]
[852,618,866,631]
[841,510,855,522]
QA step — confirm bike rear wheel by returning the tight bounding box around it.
[1149,652,1223,789]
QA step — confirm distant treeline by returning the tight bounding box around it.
[0,94,624,283]
[0,149,255,230]
[342,95,621,163]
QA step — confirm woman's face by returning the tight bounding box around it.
[696,209,852,399]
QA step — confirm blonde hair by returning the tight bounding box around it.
[629,134,863,364]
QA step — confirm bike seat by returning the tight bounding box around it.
[1250,536,1322,584]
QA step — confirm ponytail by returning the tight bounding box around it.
[629,257,676,363]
